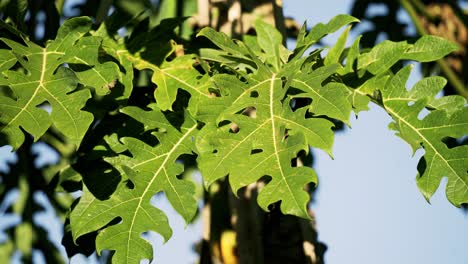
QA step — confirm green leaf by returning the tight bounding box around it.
[197,27,249,58]
[94,24,136,101]
[131,54,212,113]
[307,14,359,42]
[70,105,198,263]
[199,47,257,72]
[357,36,457,75]
[357,40,410,75]
[294,14,359,59]
[403,35,459,62]
[0,17,119,149]
[192,74,244,122]
[324,26,351,66]
[75,62,120,95]
[72,181,171,264]
[197,27,271,75]
[427,95,465,115]
[291,64,352,125]
[254,19,290,70]
[197,72,334,218]
[338,34,361,75]
[0,49,16,71]
[348,75,388,114]
[381,66,468,206]
[15,223,32,256]
[0,239,14,261]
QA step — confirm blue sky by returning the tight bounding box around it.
[1,1,467,264]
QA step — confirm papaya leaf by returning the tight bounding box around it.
[340,35,361,74]
[403,35,459,62]
[0,17,119,149]
[291,64,353,125]
[0,49,16,71]
[74,61,120,96]
[196,72,334,218]
[71,179,172,264]
[357,40,410,75]
[129,53,212,115]
[197,27,250,58]
[195,23,373,218]
[347,75,388,114]
[324,26,351,66]
[197,27,273,75]
[70,105,198,263]
[381,66,468,206]
[332,32,466,206]
[64,36,120,96]
[254,19,291,70]
[356,35,458,75]
[95,36,134,101]
[294,14,359,60]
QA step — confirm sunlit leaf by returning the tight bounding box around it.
[0,17,119,148]
[381,66,467,206]
[71,105,198,263]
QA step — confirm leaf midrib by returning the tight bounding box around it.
[269,75,301,211]
[1,48,48,136]
[231,78,280,105]
[125,124,197,262]
[1,48,82,141]
[292,79,348,119]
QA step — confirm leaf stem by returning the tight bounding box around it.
[399,0,468,98]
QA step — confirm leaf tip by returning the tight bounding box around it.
[196,27,211,38]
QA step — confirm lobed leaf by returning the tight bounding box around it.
[57,14,468,263]
[70,105,198,263]
[381,66,467,206]
[197,27,249,58]
[197,71,334,218]
[130,53,213,116]
[324,26,351,66]
[357,40,410,75]
[403,35,459,62]
[356,35,458,75]
[291,64,353,125]
[254,19,291,70]
[294,14,359,59]
[0,17,119,149]
[196,20,380,218]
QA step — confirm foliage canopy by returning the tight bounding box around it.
[0,10,466,263]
